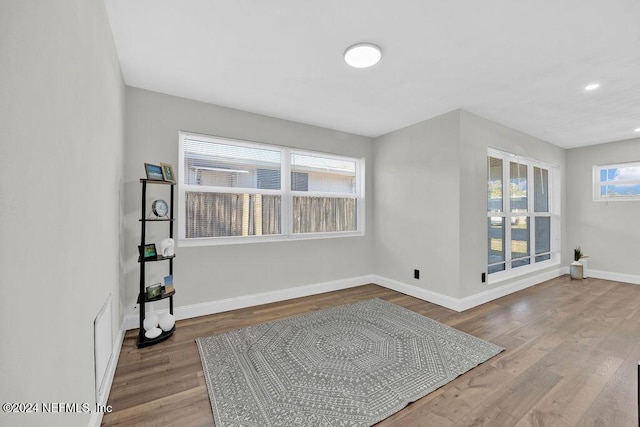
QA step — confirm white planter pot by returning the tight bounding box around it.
[570,261,583,280]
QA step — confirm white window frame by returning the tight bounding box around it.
[487,148,561,283]
[593,161,640,202]
[178,131,365,246]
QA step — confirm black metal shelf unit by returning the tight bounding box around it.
[137,179,175,348]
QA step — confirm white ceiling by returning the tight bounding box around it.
[105,0,640,148]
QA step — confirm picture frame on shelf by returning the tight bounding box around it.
[146,283,162,299]
[163,274,174,293]
[139,243,157,259]
[144,163,164,181]
[160,162,176,183]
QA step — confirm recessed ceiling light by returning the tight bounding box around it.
[584,83,600,91]
[635,128,640,132]
[344,43,382,68]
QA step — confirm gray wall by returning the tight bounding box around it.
[373,110,462,297]
[566,137,640,276]
[373,110,566,299]
[124,88,374,315]
[0,1,125,427]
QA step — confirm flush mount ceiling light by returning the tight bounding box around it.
[584,83,600,91]
[635,128,640,132]
[344,43,382,68]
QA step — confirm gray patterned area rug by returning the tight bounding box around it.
[196,298,503,426]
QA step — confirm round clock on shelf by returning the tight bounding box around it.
[151,199,169,217]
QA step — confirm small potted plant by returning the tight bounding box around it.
[570,246,584,279]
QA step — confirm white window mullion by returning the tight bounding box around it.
[357,160,366,233]
[503,154,512,271]
[528,165,535,263]
[178,135,187,241]
[281,148,292,236]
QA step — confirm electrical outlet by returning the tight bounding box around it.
[414,269,420,280]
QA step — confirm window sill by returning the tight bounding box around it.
[178,231,365,247]
[488,258,560,285]
[593,197,640,202]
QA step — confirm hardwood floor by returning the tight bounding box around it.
[102,276,640,426]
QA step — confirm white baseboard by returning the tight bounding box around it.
[586,269,640,285]
[371,275,464,311]
[372,268,564,312]
[116,267,636,335]
[559,266,640,284]
[456,267,564,311]
[123,275,376,330]
[88,324,125,427]
[122,268,573,330]
[120,265,638,334]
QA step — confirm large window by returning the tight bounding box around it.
[593,161,640,201]
[178,132,364,245]
[487,149,558,278]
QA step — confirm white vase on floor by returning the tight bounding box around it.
[570,261,583,280]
